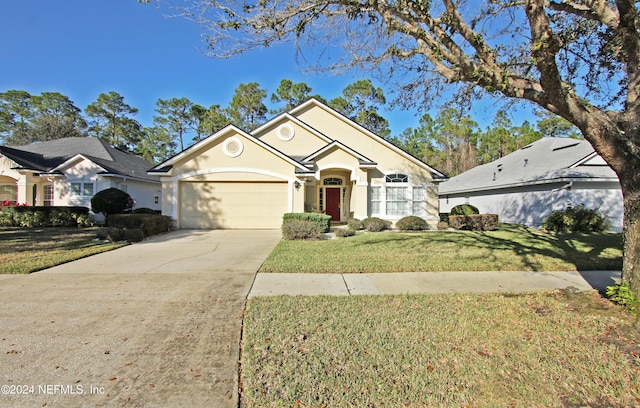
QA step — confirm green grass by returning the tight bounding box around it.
[260,224,622,273]
[0,227,125,274]
[241,291,640,407]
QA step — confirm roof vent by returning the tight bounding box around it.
[552,142,580,152]
[524,158,529,167]
[497,164,503,172]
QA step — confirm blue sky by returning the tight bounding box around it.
[0,0,533,143]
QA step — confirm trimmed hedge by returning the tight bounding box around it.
[0,206,93,228]
[449,214,499,231]
[362,217,391,232]
[106,213,173,242]
[450,204,480,216]
[282,213,331,234]
[395,216,429,231]
[282,219,324,240]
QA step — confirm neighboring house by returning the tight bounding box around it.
[0,137,161,216]
[149,98,446,229]
[439,137,623,231]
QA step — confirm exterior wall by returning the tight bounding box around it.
[439,181,623,232]
[255,120,329,157]
[161,130,303,225]
[293,104,439,224]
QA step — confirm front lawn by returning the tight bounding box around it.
[0,228,125,274]
[260,224,622,273]
[241,291,640,407]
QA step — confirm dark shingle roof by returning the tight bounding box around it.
[1,137,159,182]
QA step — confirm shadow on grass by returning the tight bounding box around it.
[349,224,622,272]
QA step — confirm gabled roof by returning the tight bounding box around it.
[290,98,447,180]
[250,112,333,144]
[302,140,377,167]
[149,124,312,175]
[439,137,618,195]
[0,137,159,182]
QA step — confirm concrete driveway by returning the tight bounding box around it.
[0,229,281,408]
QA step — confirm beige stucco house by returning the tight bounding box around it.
[0,137,161,214]
[149,99,446,229]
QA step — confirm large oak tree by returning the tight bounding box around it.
[146,0,640,294]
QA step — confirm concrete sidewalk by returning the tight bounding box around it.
[248,270,622,297]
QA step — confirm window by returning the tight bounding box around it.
[70,182,94,197]
[43,184,54,206]
[385,173,408,183]
[386,186,409,216]
[412,187,427,216]
[0,184,17,204]
[323,177,343,185]
[370,186,381,214]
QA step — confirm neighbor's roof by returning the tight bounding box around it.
[439,137,619,195]
[0,137,159,182]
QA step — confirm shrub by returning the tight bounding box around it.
[0,206,91,228]
[542,205,610,233]
[125,228,146,243]
[347,218,363,231]
[107,214,173,237]
[395,216,429,231]
[449,214,499,231]
[132,208,161,215]
[106,227,126,242]
[91,188,134,217]
[282,213,331,234]
[282,220,324,240]
[362,217,391,232]
[335,228,356,238]
[606,283,639,312]
[450,204,480,216]
[437,221,449,230]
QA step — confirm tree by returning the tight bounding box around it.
[85,91,143,151]
[330,79,391,138]
[164,0,640,295]
[135,126,177,163]
[0,90,35,144]
[536,110,583,139]
[154,97,199,151]
[226,82,268,130]
[1,91,87,145]
[270,79,314,113]
[196,104,230,140]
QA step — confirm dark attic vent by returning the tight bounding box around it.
[552,142,580,152]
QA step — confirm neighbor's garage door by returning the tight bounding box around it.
[180,181,288,229]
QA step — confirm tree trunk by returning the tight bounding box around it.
[621,176,640,295]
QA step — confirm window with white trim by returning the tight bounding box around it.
[412,187,427,216]
[0,184,17,204]
[43,184,54,206]
[70,182,94,197]
[370,186,381,214]
[385,173,409,216]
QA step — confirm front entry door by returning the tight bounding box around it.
[325,188,341,221]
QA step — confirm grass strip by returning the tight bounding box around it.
[241,291,640,407]
[260,224,622,273]
[0,227,125,274]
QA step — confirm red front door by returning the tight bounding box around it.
[325,188,341,221]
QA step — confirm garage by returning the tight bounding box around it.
[179,181,289,229]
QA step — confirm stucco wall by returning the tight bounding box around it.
[440,181,623,231]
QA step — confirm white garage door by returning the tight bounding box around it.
[180,181,288,229]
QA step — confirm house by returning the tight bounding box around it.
[439,137,623,231]
[0,137,162,216]
[149,98,446,229]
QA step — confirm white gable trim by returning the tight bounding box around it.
[49,154,107,173]
[290,99,447,179]
[303,140,376,165]
[150,124,309,173]
[251,112,333,144]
